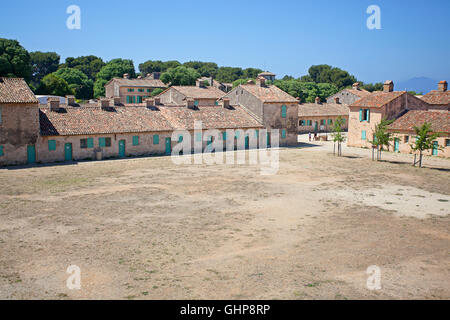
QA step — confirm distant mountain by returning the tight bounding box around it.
[395,77,438,95]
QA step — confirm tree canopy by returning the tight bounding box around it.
[272,79,339,103]
[0,38,32,81]
[138,60,181,75]
[94,59,136,97]
[59,55,105,81]
[53,68,93,100]
[306,64,357,90]
[30,51,60,87]
[160,66,200,86]
[36,73,74,97]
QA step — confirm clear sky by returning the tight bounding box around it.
[1,0,449,84]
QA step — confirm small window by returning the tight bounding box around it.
[222,132,227,141]
[360,108,370,122]
[281,105,287,118]
[153,135,159,145]
[320,120,326,126]
[404,136,409,143]
[255,129,259,138]
[196,133,202,142]
[105,138,111,147]
[128,88,134,92]
[80,139,88,149]
[362,130,367,140]
[178,135,183,143]
[133,136,139,146]
[48,140,56,151]
[0,145,4,157]
[137,96,143,103]
[147,89,151,93]
[446,139,450,147]
[194,100,199,106]
[99,137,111,147]
[235,131,241,139]
[215,101,219,106]
[138,89,144,93]
[328,119,333,125]
[282,129,286,139]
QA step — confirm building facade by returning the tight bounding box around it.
[326,83,371,105]
[419,81,449,111]
[157,82,225,106]
[298,97,349,133]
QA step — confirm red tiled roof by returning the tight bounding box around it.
[159,105,263,130]
[298,103,349,117]
[240,84,298,103]
[40,106,174,136]
[169,86,225,100]
[0,78,38,104]
[388,110,450,133]
[420,90,450,105]
[350,91,406,108]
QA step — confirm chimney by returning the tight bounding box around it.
[352,83,360,90]
[222,98,230,109]
[247,79,255,85]
[48,97,60,111]
[113,97,121,106]
[334,97,340,104]
[98,98,110,109]
[315,97,321,104]
[123,73,129,79]
[438,80,448,92]
[186,98,195,109]
[196,80,205,88]
[256,76,266,87]
[145,98,155,107]
[66,95,75,106]
[383,80,394,92]
[154,97,161,105]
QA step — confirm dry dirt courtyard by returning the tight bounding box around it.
[0,141,449,300]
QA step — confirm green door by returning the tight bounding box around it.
[27,145,36,164]
[432,141,438,156]
[245,136,249,149]
[267,133,271,148]
[64,143,72,161]
[165,138,171,155]
[119,140,126,158]
[394,138,400,152]
[314,122,318,131]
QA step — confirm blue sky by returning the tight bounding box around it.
[1,0,449,84]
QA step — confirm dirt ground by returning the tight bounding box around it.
[0,139,449,300]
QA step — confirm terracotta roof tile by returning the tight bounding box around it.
[350,91,406,108]
[388,110,450,133]
[345,88,371,98]
[420,90,450,105]
[241,84,298,103]
[170,86,225,100]
[298,103,349,117]
[0,78,38,104]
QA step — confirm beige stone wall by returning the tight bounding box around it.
[298,115,349,133]
[389,133,450,158]
[158,88,218,106]
[263,103,298,146]
[224,87,264,120]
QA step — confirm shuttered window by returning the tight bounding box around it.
[48,140,56,151]
[87,138,94,148]
[222,132,227,141]
[178,135,183,143]
[153,135,159,145]
[362,130,367,140]
[133,136,139,146]
[281,105,287,118]
[0,146,4,157]
[196,133,202,142]
[328,119,333,125]
[194,100,199,106]
[282,129,286,139]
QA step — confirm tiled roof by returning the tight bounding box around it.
[106,78,166,88]
[344,88,371,98]
[170,86,225,100]
[0,78,38,104]
[350,91,406,108]
[420,90,450,105]
[40,106,174,136]
[298,103,349,117]
[159,105,263,130]
[240,84,298,103]
[388,110,450,133]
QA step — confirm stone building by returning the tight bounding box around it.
[347,81,430,148]
[387,110,450,158]
[419,81,449,110]
[104,73,167,105]
[0,78,40,166]
[326,83,371,105]
[223,77,299,146]
[257,72,276,82]
[298,97,349,133]
[156,82,225,106]
[197,77,232,93]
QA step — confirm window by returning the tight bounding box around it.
[307,120,312,126]
[133,136,139,146]
[222,132,227,141]
[81,138,93,149]
[362,130,367,140]
[127,88,134,92]
[178,135,183,143]
[235,131,241,139]
[138,89,144,93]
[328,119,333,125]
[281,105,287,118]
[48,140,56,151]
[360,108,370,122]
[320,120,326,126]
[99,137,111,147]
[404,136,409,143]
[153,135,159,145]
[194,100,199,107]
[147,89,151,93]
[0,145,3,157]
[126,96,132,103]
[255,129,259,138]
[80,139,88,149]
[196,133,202,142]
[446,139,450,147]
[282,129,286,139]
[215,101,219,106]
[137,96,143,103]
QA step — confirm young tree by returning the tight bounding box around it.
[160,66,200,86]
[370,118,394,161]
[410,122,440,168]
[0,38,32,81]
[331,116,346,156]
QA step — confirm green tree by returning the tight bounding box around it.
[183,61,218,78]
[410,122,441,168]
[54,68,94,100]
[232,78,255,88]
[331,116,346,156]
[59,55,105,80]
[151,88,165,97]
[0,38,32,81]
[37,74,74,97]
[160,66,200,86]
[215,67,243,83]
[30,51,60,87]
[370,118,395,161]
[94,59,136,97]
[306,64,357,90]
[242,68,263,79]
[361,82,383,92]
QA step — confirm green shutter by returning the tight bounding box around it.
[48,140,56,151]
[99,137,106,147]
[282,129,286,138]
[362,130,366,140]
[0,146,3,157]
[281,105,287,118]
[235,131,240,139]
[153,135,159,144]
[133,136,139,146]
[194,100,199,106]
[328,119,332,125]
[87,138,94,148]
[366,109,370,122]
[222,132,227,141]
[215,101,219,106]
[178,135,183,143]
[255,129,259,138]
[359,109,363,122]
[132,96,136,103]
[196,133,202,142]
